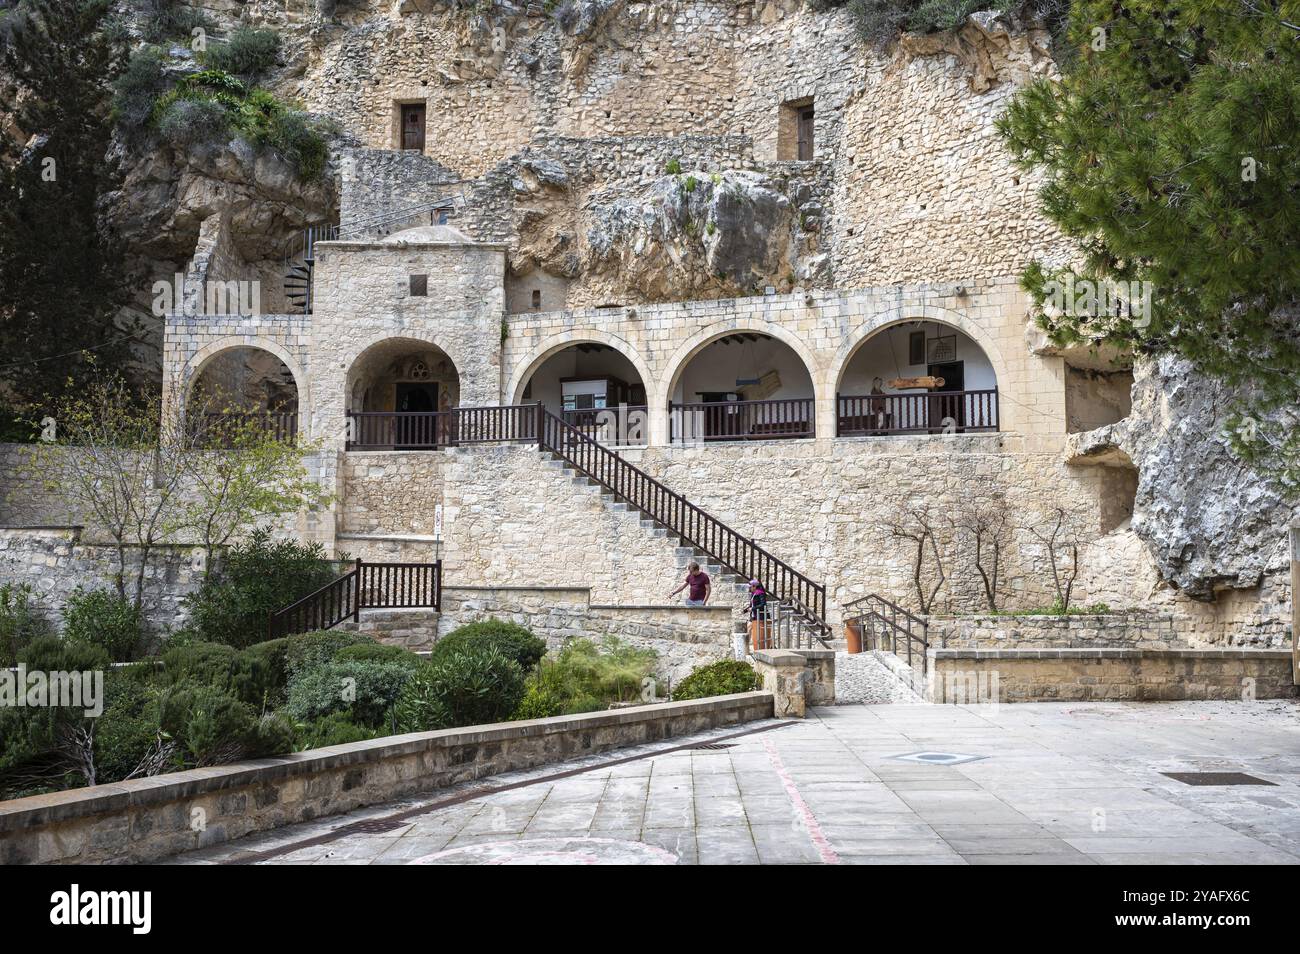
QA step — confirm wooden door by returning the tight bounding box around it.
[927,361,965,432]
[797,107,815,161]
[401,104,426,151]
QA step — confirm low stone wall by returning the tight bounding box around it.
[931,613,1182,650]
[928,648,1297,703]
[750,647,836,716]
[0,692,774,864]
[0,527,211,637]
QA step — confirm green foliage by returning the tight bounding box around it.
[810,0,1015,46]
[514,636,659,718]
[159,685,293,764]
[200,26,280,78]
[430,619,547,672]
[396,645,524,732]
[110,44,171,130]
[181,529,338,648]
[671,659,759,701]
[91,675,164,783]
[296,711,382,751]
[284,660,414,727]
[61,587,144,662]
[0,0,133,407]
[138,0,214,43]
[156,96,229,146]
[17,633,111,673]
[0,582,51,668]
[160,638,290,708]
[333,642,424,668]
[998,2,1300,493]
[283,629,374,678]
[664,158,682,175]
[683,174,698,193]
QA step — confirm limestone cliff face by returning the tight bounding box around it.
[1071,356,1295,600]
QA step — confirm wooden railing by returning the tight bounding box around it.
[268,559,442,639]
[539,408,828,635]
[837,389,998,436]
[200,411,298,446]
[669,398,814,443]
[346,405,538,450]
[561,406,649,446]
[844,593,930,674]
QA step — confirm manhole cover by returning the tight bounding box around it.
[1162,772,1276,787]
[691,743,736,751]
[891,751,987,766]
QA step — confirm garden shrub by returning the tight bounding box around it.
[513,637,659,720]
[139,0,214,43]
[161,638,290,708]
[201,27,281,78]
[671,659,760,701]
[92,675,165,783]
[284,660,414,728]
[283,629,375,679]
[395,645,524,732]
[17,634,111,673]
[333,642,423,668]
[61,586,144,662]
[182,529,339,648]
[159,685,292,765]
[296,711,383,751]
[430,619,547,672]
[0,582,50,668]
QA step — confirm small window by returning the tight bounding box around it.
[531,289,541,310]
[409,274,428,296]
[778,97,815,161]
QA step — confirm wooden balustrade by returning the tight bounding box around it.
[669,398,814,443]
[836,389,998,436]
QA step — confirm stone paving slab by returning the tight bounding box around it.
[173,700,1300,866]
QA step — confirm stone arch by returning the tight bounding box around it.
[343,335,464,413]
[179,337,309,423]
[660,319,826,409]
[506,330,658,408]
[827,304,1011,399]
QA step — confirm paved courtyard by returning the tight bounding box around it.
[176,699,1300,865]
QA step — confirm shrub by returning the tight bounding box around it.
[156,96,230,146]
[201,27,281,78]
[430,619,547,672]
[283,629,375,679]
[61,587,143,662]
[111,45,173,131]
[334,642,424,668]
[92,675,165,783]
[0,582,50,668]
[139,0,214,43]
[161,638,290,708]
[395,646,524,732]
[671,659,759,701]
[181,529,338,648]
[284,660,414,728]
[17,634,111,673]
[513,637,659,720]
[296,711,382,751]
[664,158,682,174]
[159,685,292,765]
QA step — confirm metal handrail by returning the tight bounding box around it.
[845,593,930,674]
[538,406,829,636]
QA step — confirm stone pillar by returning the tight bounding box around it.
[793,648,836,705]
[752,649,807,718]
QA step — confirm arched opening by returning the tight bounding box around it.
[189,346,300,444]
[668,332,816,443]
[520,342,649,446]
[836,320,999,436]
[345,337,461,450]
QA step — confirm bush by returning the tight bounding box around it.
[201,27,281,78]
[61,587,143,662]
[139,0,214,43]
[181,529,339,648]
[159,685,292,765]
[430,620,547,672]
[296,711,383,751]
[395,646,524,732]
[284,660,414,728]
[17,634,111,673]
[156,97,229,147]
[161,638,289,708]
[334,642,424,668]
[92,675,165,783]
[111,45,172,131]
[283,629,375,679]
[0,582,50,668]
[671,660,759,701]
[513,637,658,721]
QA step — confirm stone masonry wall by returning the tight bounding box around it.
[930,613,1183,650]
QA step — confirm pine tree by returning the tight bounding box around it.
[998,1,1300,491]
[0,0,133,412]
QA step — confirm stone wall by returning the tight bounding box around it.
[928,648,1297,703]
[0,528,210,637]
[0,692,774,864]
[931,613,1183,650]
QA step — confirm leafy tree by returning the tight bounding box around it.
[0,0,135,409]
[998,1,1300,492]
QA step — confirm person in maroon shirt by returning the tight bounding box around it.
[668,561,711,606]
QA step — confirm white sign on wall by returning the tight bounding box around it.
[434,503,443,542]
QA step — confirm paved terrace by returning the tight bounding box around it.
[176,701,1300,865]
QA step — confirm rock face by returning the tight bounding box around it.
[1107,356,1294,598]
[585,169,819,299]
